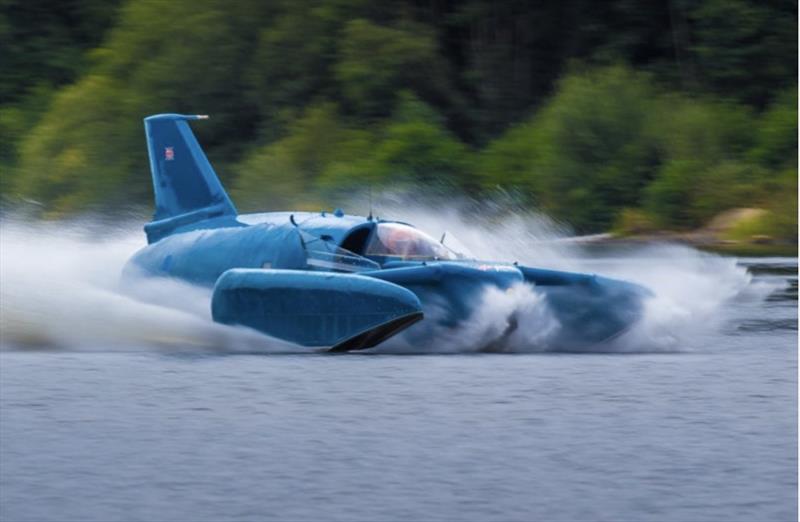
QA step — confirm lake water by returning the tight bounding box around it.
[0,219,796,521]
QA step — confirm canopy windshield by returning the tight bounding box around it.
[366,223,455,260]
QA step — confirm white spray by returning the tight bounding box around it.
[360,194,759,353]
[0,198,759,354]
[0,216,291,353]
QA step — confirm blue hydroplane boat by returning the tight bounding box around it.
[125,114,651,351]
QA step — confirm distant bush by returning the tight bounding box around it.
[234,93,469,209]
[645,93,792,229]
[477,66,659,232]
[760,168,799,242]
[749,87,798,170]
[13,0,266,213]
[724,170,797,244]
[233,103,348,211]
[652,95,756,165]
[475,66,796,236]
[644,160,764,229]
[359,92,470,182]
[14,75,141,214]
[612,208,658,235]
[335,20,454,119]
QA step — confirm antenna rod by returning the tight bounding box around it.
[368,184,373,220]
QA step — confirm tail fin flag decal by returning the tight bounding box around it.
[143,114,237,243]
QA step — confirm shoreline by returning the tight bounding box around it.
[594,233,798,257]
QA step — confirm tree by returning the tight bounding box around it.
[689,0,797,107]
[14,0,266,213]
[506,66,659,232]
[334,18,456,120]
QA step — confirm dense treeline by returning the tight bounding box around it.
[1,0,796,238]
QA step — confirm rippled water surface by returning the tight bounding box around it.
[0,247,796,521]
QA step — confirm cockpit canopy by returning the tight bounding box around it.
[365,223,455,260]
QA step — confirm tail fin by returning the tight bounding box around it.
[143,114,237,243]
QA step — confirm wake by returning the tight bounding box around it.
[0,202,760,355]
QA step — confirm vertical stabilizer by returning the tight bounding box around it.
[143,114,237,243]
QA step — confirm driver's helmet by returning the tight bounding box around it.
[382,226,417,256]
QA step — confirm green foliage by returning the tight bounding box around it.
[335,20,453,119]
[644,160,764,228]
[477,66,659,231]
[14,75,139,213]
[687,162,766,225]
[478,65,795,235]
[234,93,469,209]
[643,93,797,230]
[244,0,359,137]
[364,93,469,181]
[233,103,352,210]
[689,0,797,107]
[0,0,122,105]
[758,168,799,242]
[642,160,695,228]
[723,170,798,245]
[446,0,685,138]
[0,84,54,193]
[750,87,798,170]
[654,96,756,164]
[643,97,762,228]
[2,0,796,242]
[0,0,121,197]
[533,67,661,231]
[13,0,266,212]
[475,122,539,194]
[613,208,658,235]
